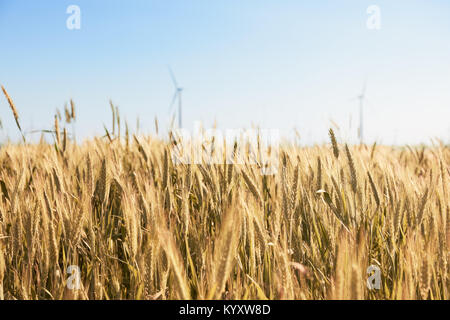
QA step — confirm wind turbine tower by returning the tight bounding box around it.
[357,80,367,144]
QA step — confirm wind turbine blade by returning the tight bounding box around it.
[169,91,178,112]
[167,66,179,89]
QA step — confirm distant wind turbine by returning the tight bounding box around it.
[355,79,368,144]
[168,66,183,128]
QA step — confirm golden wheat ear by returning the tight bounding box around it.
[1,85,25,142]
[329,128,339,159]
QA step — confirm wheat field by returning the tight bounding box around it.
[0,87,449,300]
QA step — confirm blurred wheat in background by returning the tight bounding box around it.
[0,88,448,300]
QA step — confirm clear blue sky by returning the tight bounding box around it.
[0,0,449,145]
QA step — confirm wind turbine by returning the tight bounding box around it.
[356,79,367,144]
[168,66,183,128]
